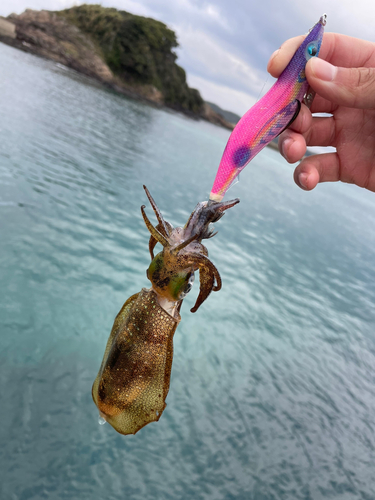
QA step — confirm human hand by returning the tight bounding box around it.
[267,33,375,191]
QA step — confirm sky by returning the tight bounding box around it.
[1,0,375,115]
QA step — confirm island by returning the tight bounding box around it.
[0,5,237,130]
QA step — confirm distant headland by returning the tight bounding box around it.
[0,5,239,130]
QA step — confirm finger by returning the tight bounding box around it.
[268,60,338,113]
[296,153,375,191]
[267,33,375,79]
[279,115,335,162]
[278,103,311,164]
[279,131,306,164]
[294,163,320,190]
[287,102,312,134]
[267,35,305,77]
[309,94,338,114]
[306,58,375,109]
[294,153,340,190]
[304,116,336,147]
[316,33,375,69]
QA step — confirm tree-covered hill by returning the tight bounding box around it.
[57,4,203,113]
[0,5,233,128]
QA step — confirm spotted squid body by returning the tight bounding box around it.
[210,14,326,202]
[92,187,239,435]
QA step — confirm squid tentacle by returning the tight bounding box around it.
[177,252,222,312]
[172,233,199,254]
[143,185,170,238]
[141,205,169,247]
[180,252,221,291]
[149,222,173,259]
[190,264,215,313]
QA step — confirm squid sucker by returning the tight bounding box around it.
[92,186,239,435]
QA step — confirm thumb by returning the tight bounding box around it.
[306,57,375,109]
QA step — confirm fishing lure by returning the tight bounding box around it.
[92,186,239,435]
[209,14,327,202]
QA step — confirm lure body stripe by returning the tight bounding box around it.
[209,15,326,202]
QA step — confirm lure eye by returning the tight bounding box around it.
[306,41,318,60]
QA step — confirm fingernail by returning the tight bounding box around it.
[281,138,292,159]
[298,172,309,189]
[267,49,279,71]
[270,49,279,61]
[310,58,337,82]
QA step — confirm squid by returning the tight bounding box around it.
[92,186,239,435]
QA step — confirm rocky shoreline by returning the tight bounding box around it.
[0,9,235,130]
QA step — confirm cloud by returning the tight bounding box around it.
[187,74,256,116]
[2,0,375,114]
[0,0,158,18]
[137,0,230,29]
[173,0,229,30]
[0,0,70,16]
[291,0,375,41]
[203,4,229,30]
[176,26,267,98]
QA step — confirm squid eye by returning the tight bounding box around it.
[178,272,195,300]
[306,41,318,60]
[170,271,195,300]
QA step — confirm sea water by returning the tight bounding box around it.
[1,42,375,500]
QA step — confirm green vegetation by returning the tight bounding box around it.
[58,4,203,113]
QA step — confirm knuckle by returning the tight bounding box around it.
[347,67,375,108]
[356,67,375,88]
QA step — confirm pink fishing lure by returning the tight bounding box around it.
[209,14,327,202]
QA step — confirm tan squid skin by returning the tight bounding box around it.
[92,288,181,435]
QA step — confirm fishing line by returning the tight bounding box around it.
[255,73,270,103]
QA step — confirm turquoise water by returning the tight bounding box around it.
[1,42,375,499]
